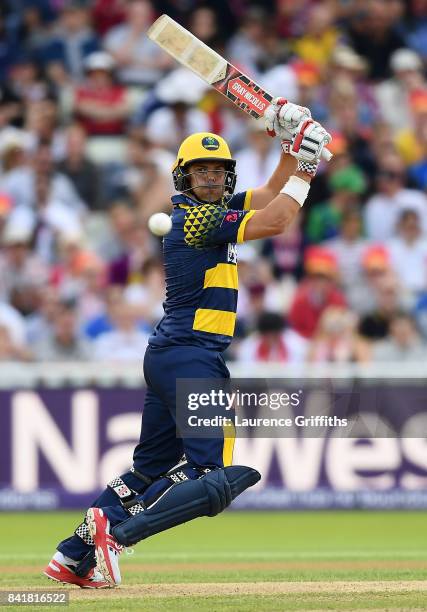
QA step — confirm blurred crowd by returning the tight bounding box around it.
[1,0,427,364]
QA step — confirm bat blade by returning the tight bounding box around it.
[147,14,272,119]
[148,14,332,159]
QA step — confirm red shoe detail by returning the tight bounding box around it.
[86,508,123,586]
[43,558,110,589]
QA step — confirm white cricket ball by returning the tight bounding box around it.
[148,212,172,236]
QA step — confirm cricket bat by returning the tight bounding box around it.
[148,14,332,161]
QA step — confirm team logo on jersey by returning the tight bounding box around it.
[202,136,220,150]
[225,212,238,222]
[228,243,237,264]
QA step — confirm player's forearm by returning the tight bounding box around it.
[266,152,298,195]
[243,171,311,240]
[258,170,309,232]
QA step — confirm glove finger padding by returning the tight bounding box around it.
[265,98,290,138]
[277,103,311,133]
[265,98,312,144]
[264,104,279,137]
[291,120,331,163]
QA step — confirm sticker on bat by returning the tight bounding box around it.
[227,77,270,114]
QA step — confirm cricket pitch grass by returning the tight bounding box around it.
[0,511,426,611]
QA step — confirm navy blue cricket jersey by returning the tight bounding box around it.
[149,190,255,351]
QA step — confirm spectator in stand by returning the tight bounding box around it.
[364,153,427,241]
[405,0,427,60]
[119,136,172,220]
[305,130,350,209]
[395,90,427,176]
[349,245,393,315]
[387,209,427,296]
[376,48,425,133]
[260,60,300,115]
[8,55,51,105]
[346,0,406,81]
[73,52,131,137]
[226,7,271,78]
[256,18,290,73]
[234,244,260,333]
[319,46,378,128]
[235,121,280,192]
[288,247,346,340]
[8,169,83,264]
[72,251,107,328]
[0,222,47,304]
[306,164,366,243]
[371,311,426,362]
[368,121,396,174]
[97,199,137,261]
[0,78,23,129]
[236,312,308,363]
[261,214,304,280]
[0,324,31,361]
[188,6,222,50]
[0,193,12,242]
[358,272,409,341]
[25,98,66,162]
[33,299,90,361]
[293,3,339,69]
[41,2,99,81]
[0,7,22,84]
[145,69,210,152]
[91,0,127,37]
[13,3,50,57]
[51,235,107,327]
[325,74,374,172]
[275,0,312,38]
[307,306,366,363]
[324,208,369,299]
[104,0,172,87]
[329,46,376,114]
[91,299,149,361]
[26,286,61,345]
[58,123,102,209]
[0,127,31,176]
[236,256,292,331]
[123,257,165,326]
[0,294,27,353]
[0,139,85,212]
[108,220,156,286]
[83,285,122,340]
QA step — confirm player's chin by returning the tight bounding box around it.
[195,186,224,202]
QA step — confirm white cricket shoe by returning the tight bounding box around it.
[43,551,110,588]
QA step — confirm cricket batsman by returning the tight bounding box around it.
[43,99,331,587]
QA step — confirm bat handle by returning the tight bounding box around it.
[322,148,333,162]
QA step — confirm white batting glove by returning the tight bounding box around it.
[290,120,332,176]
[264,97,312,152]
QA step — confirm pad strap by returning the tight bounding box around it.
[127,502,145,516]
[130,467,153,486]
[75,521,94,546]
[165,461,190,484]
[107,476,135,503]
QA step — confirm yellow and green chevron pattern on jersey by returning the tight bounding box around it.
[184,203,226,248]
